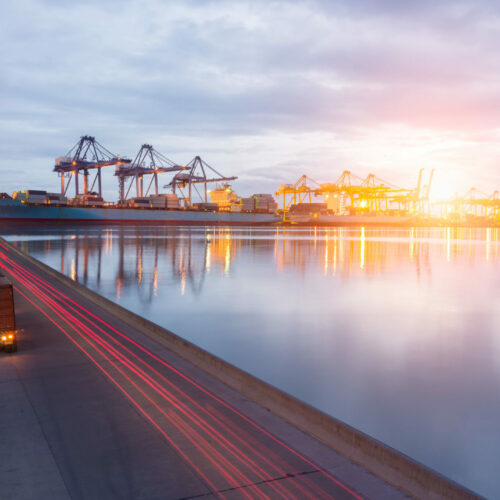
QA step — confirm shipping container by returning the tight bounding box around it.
[192,202,218,212]
[149,196,167,208]
[125,197,150,208]
[289,203,327,214]
[13,190,48,204]
[242,197,256,211]
[70,193,104,207]
[251,194,277,213]
[47,193,68,206]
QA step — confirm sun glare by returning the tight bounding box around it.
[429,177,459,203]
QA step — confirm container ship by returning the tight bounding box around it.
[0,189,279,225]
[0,137,280,225]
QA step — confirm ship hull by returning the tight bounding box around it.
[289,214,416,226]
[0,199,279,225]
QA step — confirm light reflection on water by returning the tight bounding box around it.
[4,224,500,497]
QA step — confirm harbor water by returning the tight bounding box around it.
[4,224,500,497]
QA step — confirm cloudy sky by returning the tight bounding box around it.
[2,0,500,200]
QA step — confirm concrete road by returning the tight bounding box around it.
[0,242,407,500]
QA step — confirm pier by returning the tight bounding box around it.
[0,237,480,499]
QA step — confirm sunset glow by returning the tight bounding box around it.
[2,1,500,199]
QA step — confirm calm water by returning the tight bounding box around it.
[4,224,500,497]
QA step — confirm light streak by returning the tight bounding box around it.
[1,259,284,498]
[9,284,222,498]
[8,270,245,497]
[0,246,363,500]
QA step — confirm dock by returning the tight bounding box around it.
[0,238,480,499]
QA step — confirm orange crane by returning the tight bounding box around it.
[276,169,433,220]
[275,175,321,219]
[434,186,500,220]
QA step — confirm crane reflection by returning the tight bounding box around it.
[7,225,500,306]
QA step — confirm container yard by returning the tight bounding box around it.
[276,171,500,226]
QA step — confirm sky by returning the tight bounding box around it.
[2,0,500,201]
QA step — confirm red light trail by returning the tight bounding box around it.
[0,246,363,500]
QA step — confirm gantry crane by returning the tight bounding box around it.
[275,175,321,219]
[434,186,500,219]
[489,191,500,218]
[164,156,237,206]
[114,144,186,203]
[323,170,426,212]
[275,169,434,220]
[54,136,130,198]
[457,188,492,217]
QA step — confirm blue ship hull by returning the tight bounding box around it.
[0,199,279,225]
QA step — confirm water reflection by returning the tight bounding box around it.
[11,226,500,295]
[29,227,240,299]
[4,224,500,498]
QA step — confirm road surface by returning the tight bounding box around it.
[0,240,407,499]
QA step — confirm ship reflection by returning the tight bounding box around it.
[11,225,500,304]
[51,227,241,300]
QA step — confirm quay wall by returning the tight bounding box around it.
[2,237,481,500]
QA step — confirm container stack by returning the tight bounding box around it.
[241,197,255,212]
[163,193,180,209]
[71,193,104,207]
[252,194,278,213]
[47,193,68,206]
[192,202,218,211]
[149,195,166,208]
[13,190,47,204]
[126,197,150,208]
[148,193,181,209]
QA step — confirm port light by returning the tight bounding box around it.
[8,334,13,339]
[1,336,6,341]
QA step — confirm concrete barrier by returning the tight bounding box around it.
[2,238,481,500]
